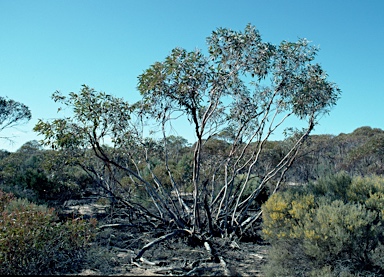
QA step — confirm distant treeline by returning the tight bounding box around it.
[0,126,383,206]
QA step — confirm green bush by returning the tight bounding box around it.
[347,175,384,214]
[0,190,97,275]
[262,173,384,276]
[305,173,352,202]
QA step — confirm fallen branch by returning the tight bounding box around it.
[204,241,230,275]
[204,241,212,254]
[139,257,157,266]
[134,229,193,260]
[241,210,263,233]
[98,223,137,229]
[219,256,230,276]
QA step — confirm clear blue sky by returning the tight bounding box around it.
[1,0,383,152]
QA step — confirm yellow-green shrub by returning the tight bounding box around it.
[347,175,384,216]
[0,190,97,275]
[262,173,384,276]
[262,192,316,241]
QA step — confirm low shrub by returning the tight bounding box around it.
[0,190,97,275]
[262,173,384,276]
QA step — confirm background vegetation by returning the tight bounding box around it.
[1,24,383,275]
[0,126,383,274]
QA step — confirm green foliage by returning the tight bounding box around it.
[0,144,47,202]
[0,190,97,275]
[305,173,352,202]
[0,96,31,133]
[234,173,264,203]
[0,141,88,204]
[347,133,384,175]
[34,85,135,150]
[34,24,341,237]
[347,175,384,216]
[262,173,384,276]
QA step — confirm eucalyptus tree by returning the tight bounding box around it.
[0,96,31,140]
[137,24,340,236]
[34,24,340,242]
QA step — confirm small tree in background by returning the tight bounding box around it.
[0,96,31,141]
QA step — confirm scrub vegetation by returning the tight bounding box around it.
[1,24,383,275]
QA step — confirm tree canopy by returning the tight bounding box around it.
[34,24,341,240]
[0,96,31,139]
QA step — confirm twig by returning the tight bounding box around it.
[139,257,157,266]
[219,256,230,276]
[98,223,136,229]
[134,229,192,260]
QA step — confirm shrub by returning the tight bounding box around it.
[305,172,352,202]
[0,190,97,275]
[347,175,384,215]
[262,173,384,276]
